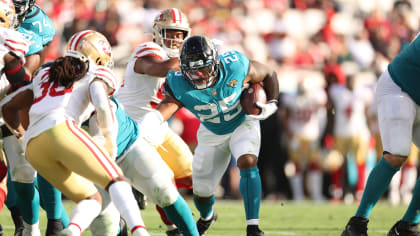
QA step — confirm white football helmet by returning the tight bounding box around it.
[0,0,17,29]
[65,30,113,68]
[153,8,191,58]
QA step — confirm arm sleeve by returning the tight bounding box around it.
[89,80,115,138]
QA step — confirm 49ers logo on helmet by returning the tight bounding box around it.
[98,39,112,57]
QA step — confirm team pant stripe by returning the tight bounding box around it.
[66,121,120,179]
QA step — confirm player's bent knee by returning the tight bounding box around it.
[383,152,408,168]
[148,174,179,208]
[237,154,258,169]
[11,164,36,183]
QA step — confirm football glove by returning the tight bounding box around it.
[247,101,278,120]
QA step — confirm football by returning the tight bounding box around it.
[240,83,267,115]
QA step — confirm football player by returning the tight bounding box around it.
[342,33,420,235]
[88,97,199,236]
[115,8,194,235]
[3,1,68,235]
[0,30,149,236]
[329,74,373,202]
[282,76,327,202]
[138,35,279,236]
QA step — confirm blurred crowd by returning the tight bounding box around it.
[36,0,420,203]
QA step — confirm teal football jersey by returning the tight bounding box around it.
[17,27,42,56]
[21,5,55,46]
[388,34,420,105]
[166,50,250,135]
[111,97,139,159]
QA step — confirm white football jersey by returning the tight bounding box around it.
[116,42,168,122]
[23,62,117,149]
[283,88,327,140]
[329,83,373,138]
[0,27,28,71]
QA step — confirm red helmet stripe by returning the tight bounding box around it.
[70,30,93,51]
[170,8,177,23]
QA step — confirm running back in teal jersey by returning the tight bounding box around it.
[17,27,42,56]
[166,50,250,135]
[20,5,55,46]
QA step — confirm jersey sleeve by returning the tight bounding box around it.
[17,28,42,56]
[221,50,250,79]
[132,42,167,60]
[93,66,118,96]
[1,29,30,59]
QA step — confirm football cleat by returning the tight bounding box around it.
[0,223,3,236]
[132,188,147,210]
[341,216,369,236]
[197,210,218,235]
[388,220,420,236]
[247,225,265,236]
[46,219,63,236]
[166,228,182,236]
[117,217,128,236]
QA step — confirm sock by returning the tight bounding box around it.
[0,187,5,211]
[14,182,40,224]
[401,165,417,204]
[331,167,343,199]
[356,163,366,193]
[5,170,17,208]
[402,177,420,223]
[289,172,304,201]
[193,195,215,219]
[68,199,101,234]
[389,171,401,205]
[37,175,69,227]
[9,206,24,233]
[308,170,324,202]
[156,205,174,226]
[162,195,198,236]
[355,157,399,218]
[108,181,147,235]
[239,166,262,223]
[22,220,41,236]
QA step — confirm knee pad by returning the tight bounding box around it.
[147,172,179,208]
[3,136,36,183]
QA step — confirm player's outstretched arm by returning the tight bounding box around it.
[134,56,180,78]
[0,85,33,138]
[245,60,279,120]
[89,78,117,158]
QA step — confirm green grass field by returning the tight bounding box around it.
[0,198,408,235]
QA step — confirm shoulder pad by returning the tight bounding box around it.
[133,42,167,60]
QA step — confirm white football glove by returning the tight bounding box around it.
[247,101,278,120]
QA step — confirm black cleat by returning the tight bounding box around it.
[0,224,3,236]
[341,216,369,236]
[388,220,420,236]
[46,219,63,236]
[166,228,183,236]
[132,188,147,210]
[117,217,128,236]
[247,225,265,236]
[197,211,218,235]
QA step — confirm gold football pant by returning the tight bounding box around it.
[26,121,123,202]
